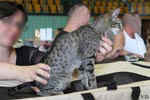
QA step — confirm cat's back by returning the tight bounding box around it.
[45,30,80,67]
[72,25,100,41]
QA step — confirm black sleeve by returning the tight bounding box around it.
[16,46,46,66]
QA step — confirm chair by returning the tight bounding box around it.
[27,4,33,13]
[43,5,49,13]
[48,0,54,5]
[32,0,39,4]
[49,4,57,14]
[15,0,23,4]
[34,4,41,13]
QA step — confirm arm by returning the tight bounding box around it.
[96,32,125,62]
[120,49,143,58]
[113,32,124,51]
[105,32,125,59]
[0,62,50,85]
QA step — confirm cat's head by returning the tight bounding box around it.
[91,8,123,41]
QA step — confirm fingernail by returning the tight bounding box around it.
[36,89,40,93]
[48,74,50,78]
[43,80,48,85]
[47,66,50,70]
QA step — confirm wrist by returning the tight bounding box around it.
[13,66,25,82]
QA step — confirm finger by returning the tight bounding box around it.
[101,42,112,52]
[31,87,40,93]
[98,46,108,55]
[36,69,50,79]
[96,50,103,56]
[104,32,108,37]
[135,54,143,58]
[35,76,48,85]
[96,54,104,62]
[38,64,50,71]
[101,36,113,46]
[106,50,120,59]
[134,54,143,58]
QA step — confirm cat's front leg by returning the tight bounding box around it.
[80,58,97,90]
[37,73,72,96]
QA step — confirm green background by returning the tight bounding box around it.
[21,15,68,40]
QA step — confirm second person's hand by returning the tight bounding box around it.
[96,36,113,62]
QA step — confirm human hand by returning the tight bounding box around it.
[17,63,50,85]
[105,48,122,59]
[96,36,113,62]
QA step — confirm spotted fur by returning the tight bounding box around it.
[34,9,123,96]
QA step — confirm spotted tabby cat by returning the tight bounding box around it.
[34,9,123,96]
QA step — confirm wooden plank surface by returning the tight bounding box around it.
[17,80,150,100]
[0,61,150,87]
[15,61,150,100]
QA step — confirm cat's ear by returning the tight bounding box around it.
[112,8,120,19]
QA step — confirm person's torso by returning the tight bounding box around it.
[123,30,146,57]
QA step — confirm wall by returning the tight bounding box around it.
[21,15,94,40]
[21,15,68,40]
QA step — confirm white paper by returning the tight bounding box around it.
[46,28,53,41]
[40,28,47,41]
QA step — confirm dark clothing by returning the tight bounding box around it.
[16,46,46,65]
